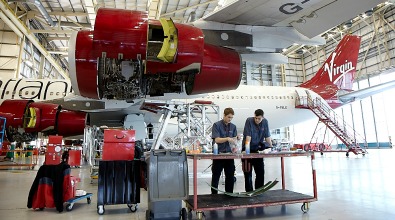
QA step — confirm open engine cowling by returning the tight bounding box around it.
[0,100,86,142]
[68,8,241,101]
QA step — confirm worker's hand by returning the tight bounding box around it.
[259,142,271,150]
[227,137,235,144]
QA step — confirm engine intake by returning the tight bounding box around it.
[68,8,241,101]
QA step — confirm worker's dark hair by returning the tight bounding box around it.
[224,107,234,116]
[255,109,264,117]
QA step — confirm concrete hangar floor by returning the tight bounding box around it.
[0,149,394,220]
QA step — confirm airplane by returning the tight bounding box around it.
[1,34,392,144]
[0,5,391,143]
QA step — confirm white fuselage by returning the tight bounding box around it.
[0,78,73,104]
[174,85,327,131]
[0,77,327,131]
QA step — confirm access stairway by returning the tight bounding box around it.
[295,90,367,156]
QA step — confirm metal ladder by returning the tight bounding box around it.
[296,90,368,156]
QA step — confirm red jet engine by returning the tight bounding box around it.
[0,100,86,142]
[69,8,241,101]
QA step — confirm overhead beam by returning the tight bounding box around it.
[83,0,96,28]
[10,0,55,26]
[30,12,91,29]
[0,0,69,79]
[55,21,91,28]
[30,29,75,34]
[28,11,89,17]
[46,36,71,41]
[148,0,163,19]
[48,51,68,55]
[0,11,23,37]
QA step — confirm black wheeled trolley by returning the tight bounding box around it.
[97,160,141,215]
[186,152,318,219]
[96,129,142,215]
[146,149,189,220]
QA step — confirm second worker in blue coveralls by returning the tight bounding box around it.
[211,107,238,194]
[242,109,272,192]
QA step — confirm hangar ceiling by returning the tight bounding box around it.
[6,0,219,50]
[0,0,393,79]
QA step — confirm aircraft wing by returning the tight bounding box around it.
[193,0,382,64]
[83,99,186,128]
[193,0,383,64]
[338,80,395,103]
[41,97,106,111]
[203,0,383,38]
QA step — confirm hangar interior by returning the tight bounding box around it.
[0,0,395,220]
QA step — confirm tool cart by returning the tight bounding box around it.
[185,152,318,219]
[145,149,189,220]
[96,129,141,215]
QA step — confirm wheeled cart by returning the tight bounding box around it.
[27,163,92,212]
[96,129,141,215]
[65,193,93,211]
[146,149,189,220]
[97,160,141,215]
[186,152,317,219]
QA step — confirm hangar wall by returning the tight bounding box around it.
[0,19,20,78]
[0,5,65,80]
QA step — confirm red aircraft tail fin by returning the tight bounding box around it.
[299,35,361,99]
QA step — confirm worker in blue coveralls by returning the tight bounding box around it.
[242,109,272,192]
[211,107,238,194]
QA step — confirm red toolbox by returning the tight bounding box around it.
[68,149,82,167]
[45,136,63,165]
[102,129,136,161]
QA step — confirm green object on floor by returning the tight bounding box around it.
[5,144,15,159]
[26,145,33,157]
[208,179,279,197]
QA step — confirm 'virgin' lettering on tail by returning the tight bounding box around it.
[325,52,354,83]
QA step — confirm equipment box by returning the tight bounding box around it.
[68,150,81,167]
[146,149,188,220]
[102,129,136,161]
[45,136,63,165]
[148,150,188,201]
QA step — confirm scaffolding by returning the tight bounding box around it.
[164,101,220,152]
[83,126,104,183]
